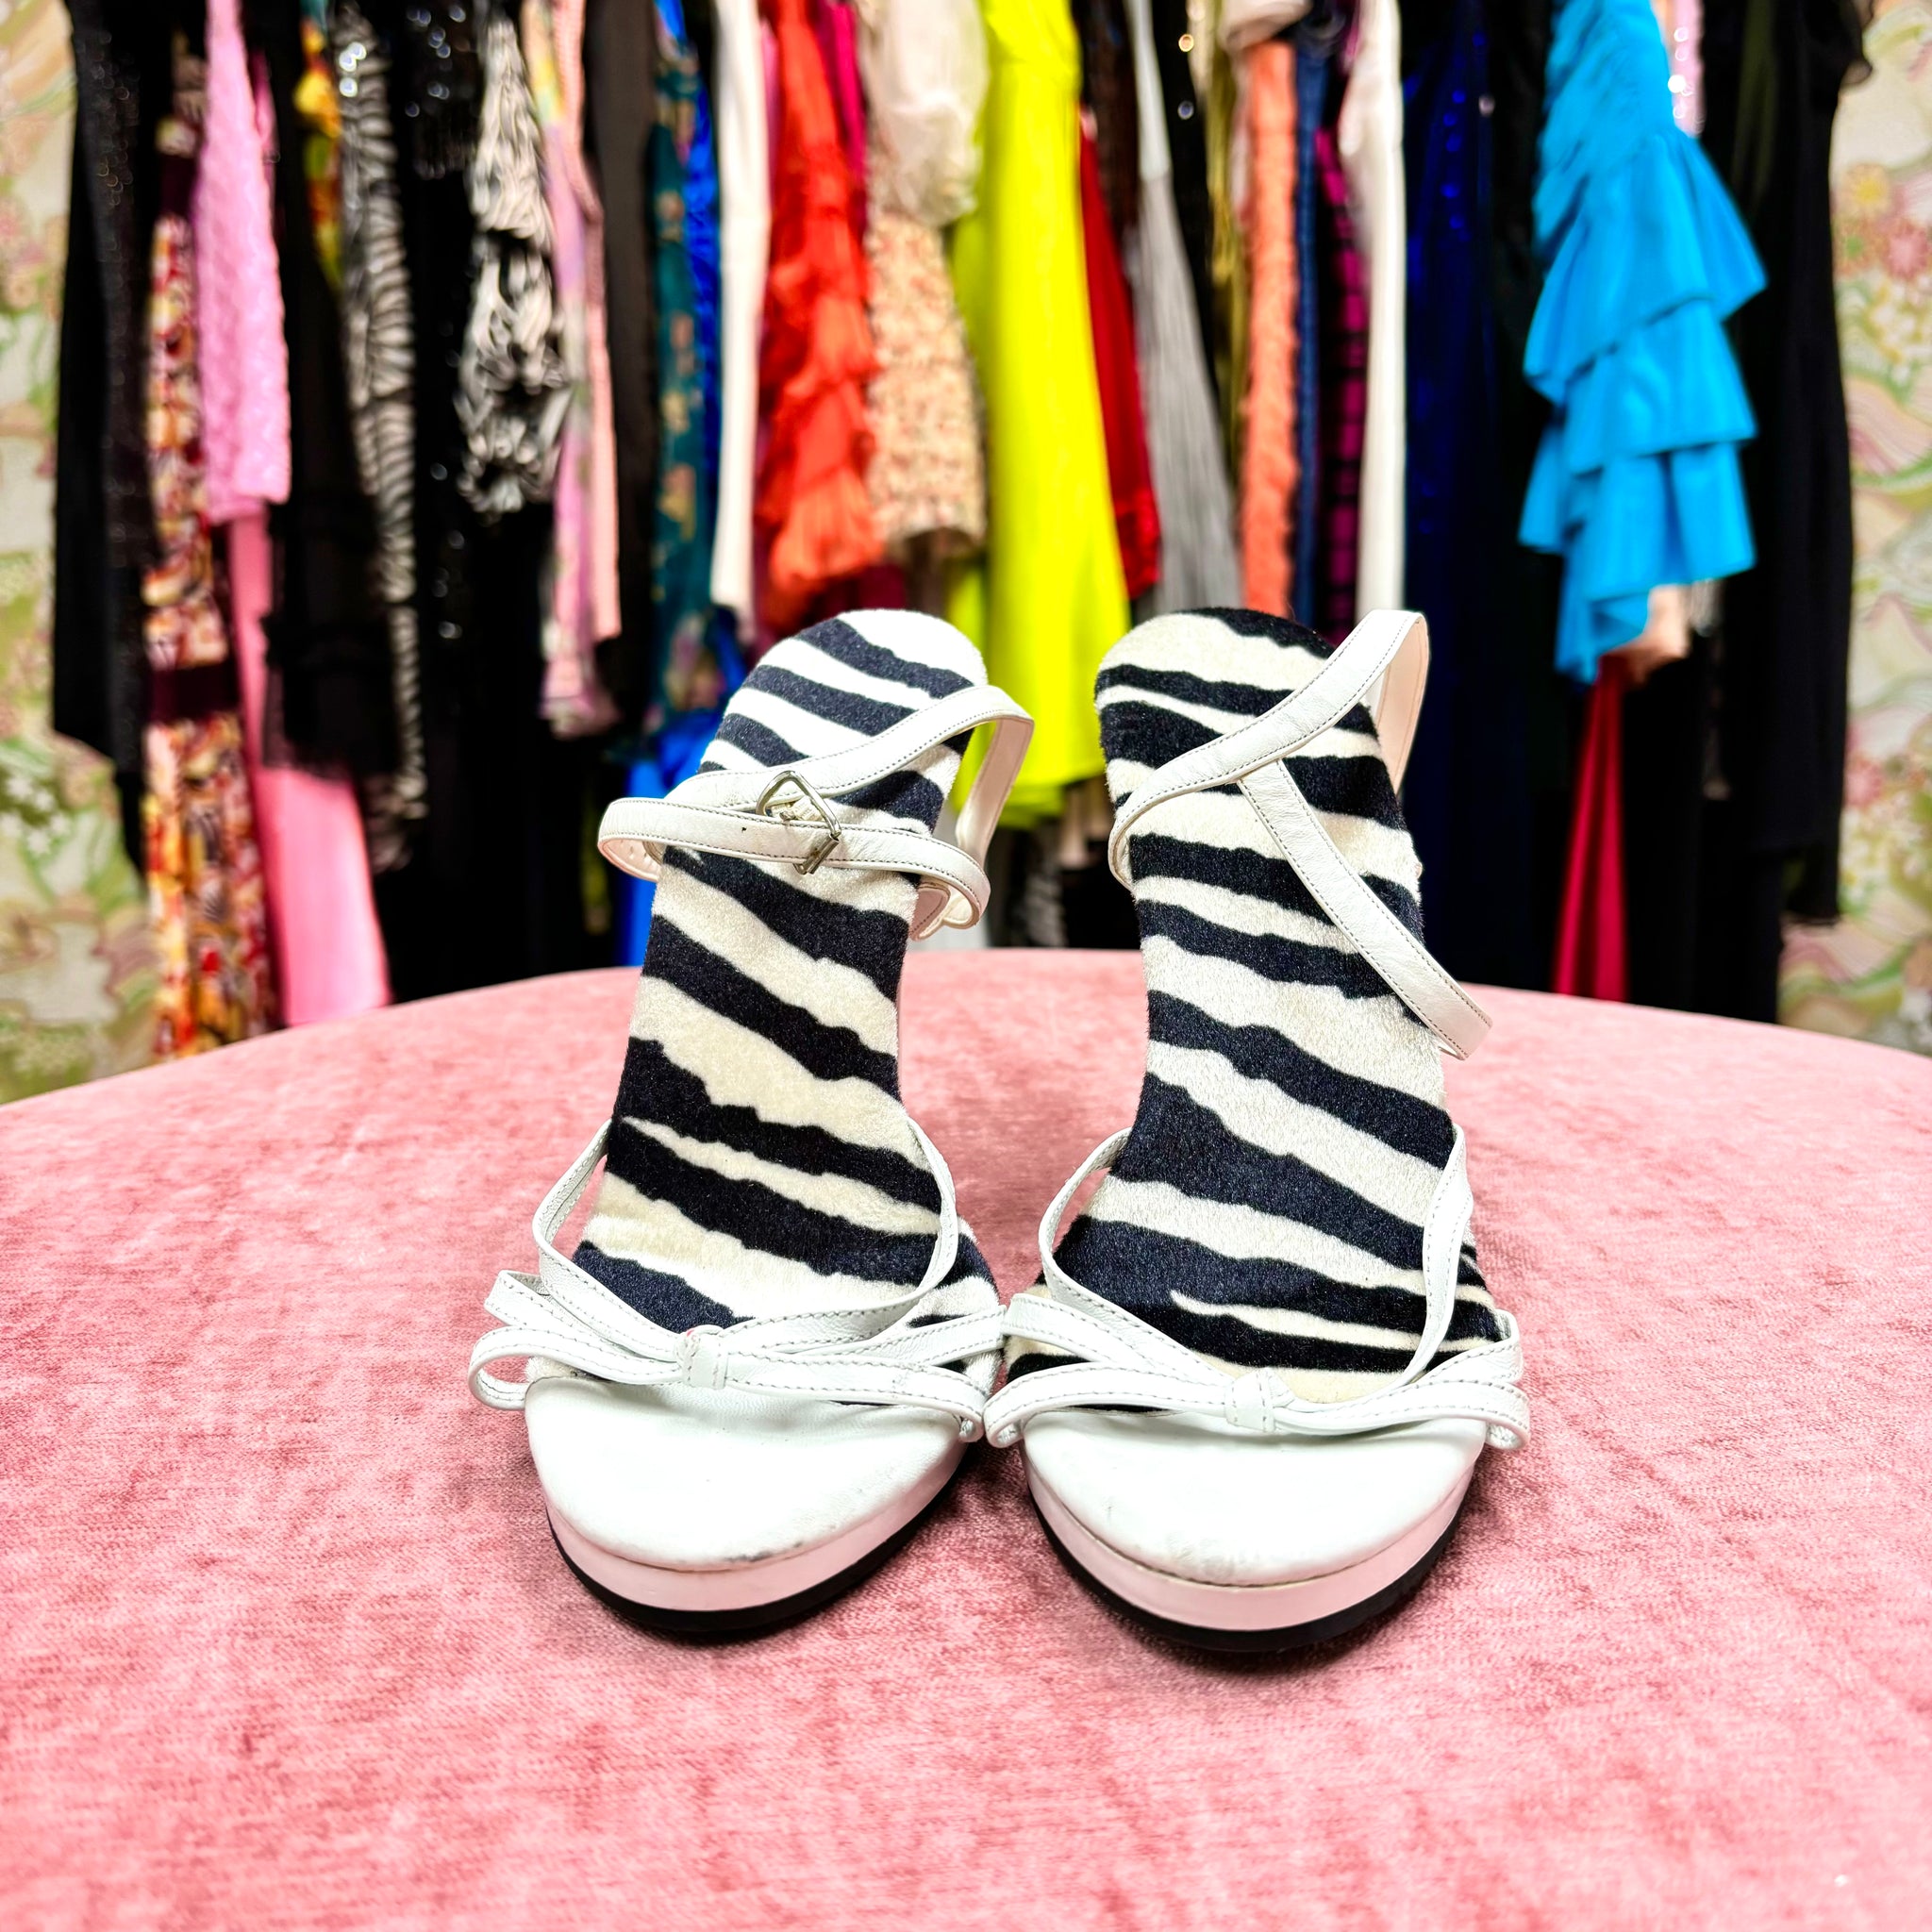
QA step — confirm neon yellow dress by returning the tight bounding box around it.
[948,0,1128,825]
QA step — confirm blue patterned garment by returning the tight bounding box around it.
[659,0,723,525]
[1518,0,1763,683]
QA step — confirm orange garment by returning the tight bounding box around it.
[1240,40,1297,616]
[756,0,881,631]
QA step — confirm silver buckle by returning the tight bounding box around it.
[757,771,842,874]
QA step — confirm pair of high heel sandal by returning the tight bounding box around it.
[469,606,1529,1652]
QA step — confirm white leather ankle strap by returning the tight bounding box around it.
[1107,610,1489,1058]
[598,685,1033,940]
[469,1125,1004,1437]
[982,1126,1528,1451]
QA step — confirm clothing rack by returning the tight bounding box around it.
[0,0,1919,1108]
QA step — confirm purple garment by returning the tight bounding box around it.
[192,0,291,525]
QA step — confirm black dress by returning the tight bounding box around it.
[54,0,170,855]
[247,0,398,785]
[362,0,598,1000]
[584,0,659,722]
[1622,0,1864,1021]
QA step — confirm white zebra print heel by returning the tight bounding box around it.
[469,611,1031,1634]
[984,608,1528,1652]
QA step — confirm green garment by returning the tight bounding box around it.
[948,0,1128,826]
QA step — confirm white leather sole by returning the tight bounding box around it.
[1028,1458,1473,1644]
[547,1436,962,1619]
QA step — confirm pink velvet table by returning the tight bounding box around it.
[4,956,1930,1930]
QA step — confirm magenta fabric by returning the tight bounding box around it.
[226,512,390,1024]
[192,0,290,525]
[1554,653,1630,1001]
[815,0,868,225]
[1314,121,1367,641]
[3,953,1929,1928]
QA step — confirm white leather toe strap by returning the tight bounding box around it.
[1106,609,1489,1059]
[469,1124,1004,1439]
[981,1127,1529,1452]
[597,685,1033,940]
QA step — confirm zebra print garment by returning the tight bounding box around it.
[575,611,997,1330]
[334,9,427,870]
[1038,608,1505,1402]
[457,5,571,522]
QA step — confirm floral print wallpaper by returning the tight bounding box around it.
[0,0,155,1102]
[1783,0,1932,1054]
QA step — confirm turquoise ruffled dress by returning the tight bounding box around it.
[1518,0,1764,683]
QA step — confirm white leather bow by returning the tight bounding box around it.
[469,1124,1005,1439]
[982,1127,1530,1451]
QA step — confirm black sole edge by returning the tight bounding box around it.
[553,1469,958,1643]
[1035,1500,1464,1655]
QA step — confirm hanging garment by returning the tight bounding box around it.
[193,0,290,525]
[648,4,724,718]
[1552,654,1630,998]
[585,0,658,718]
[756,0,880,634]
[1779,1,1932,1050]
[678,6,724,513]
[1291,28,1326,619]
[1148,0,1217,403]
[141,75,275,1058]
[1402,0,1550,991]
[0,0,156,1101]
[708,0,770,622]
[522,0,621,738]
[142,710,275,1058]
[948,0,1126,824]
[816,0,868,214]
[862,189,988,573]
[1314,119,1368,639]
[1121,0,1239,612]
[1079,126,1162,601]
[251,0,396,787]
[1208,28,1246,469]
[855,0,986,225]
[52,0,169,801]
[1655,0,1706,133]
[397,0,483,178]
[457,6,570,522]
[857,0,987,589]
[292,0,342,284]
[388,0,488,753]
[1240,38,1298,617]
[333,10,426,874]
[226,514,391,1024]
[1692,0,1864,1018]
[368,0,591,1004]
[1072,0,1140,249]
[1222,0,1313,47]
[1337,0,1407,616]
[1518,0,1762,685]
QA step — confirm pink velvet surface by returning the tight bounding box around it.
[3,956,1929,1930]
